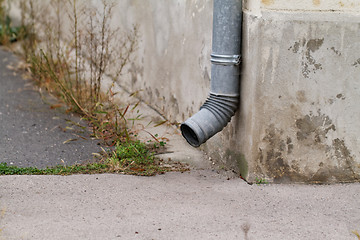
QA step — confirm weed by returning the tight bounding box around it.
[2,1,184,176]
[147,139,167,149]
[0,141,188,176]
[255,177,269,185]
[353,230,360,240]
[0,162,109,175]
[18,0,138,145]
[0,0,23,45]
[144,132,169,150]
[18,0,38,57]
[106,140,173,176]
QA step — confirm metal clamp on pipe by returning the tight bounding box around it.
[210,54,241,66]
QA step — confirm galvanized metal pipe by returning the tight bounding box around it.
[181,0,242,147]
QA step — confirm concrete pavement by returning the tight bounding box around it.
[1,48,360,240]
[1,172,360,240]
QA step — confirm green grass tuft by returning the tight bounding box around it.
[105,140,176,176]
[0,162,109,175]
[0,140,189,177]
[255,177,269,185]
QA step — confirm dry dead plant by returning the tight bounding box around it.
[18,0,139,145]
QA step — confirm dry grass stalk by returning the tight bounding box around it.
[17,0,138,145]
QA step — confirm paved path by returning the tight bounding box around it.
[1,48,360,240]
[1,172,360,240]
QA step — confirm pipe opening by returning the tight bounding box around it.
[180,124,200,147]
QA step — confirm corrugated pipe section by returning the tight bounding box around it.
[180,0,242,147]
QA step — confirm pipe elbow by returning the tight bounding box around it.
[180,93,239,147]
[181,0,242,147]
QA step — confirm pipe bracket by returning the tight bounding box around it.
[210,53,241,66]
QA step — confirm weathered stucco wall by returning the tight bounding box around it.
[110,0,213,124]
[212,0,360,182]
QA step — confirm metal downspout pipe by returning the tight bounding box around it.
[180,0,242,147]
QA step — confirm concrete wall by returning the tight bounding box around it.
[225,0,360,182]
[111,0,213,124]
[11,0,360,183]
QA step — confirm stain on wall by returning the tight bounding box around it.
[332,138,356,173]
[225,149,248,178]
[328,93,346,104]
[257,124,302,182]
[128,63,144,87]
[295,111,336,144]
[289,38,324,78]
[169,94,180,122]
[352,58,360,67]
[311,138,359,182]
[330,47,341,56]
[255,108,360,183]
[336,93,345,100]
[261,0,275,6]
[313,0,321,6]
[296,90,307,103]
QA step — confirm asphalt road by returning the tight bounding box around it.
[0,48,101,168]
